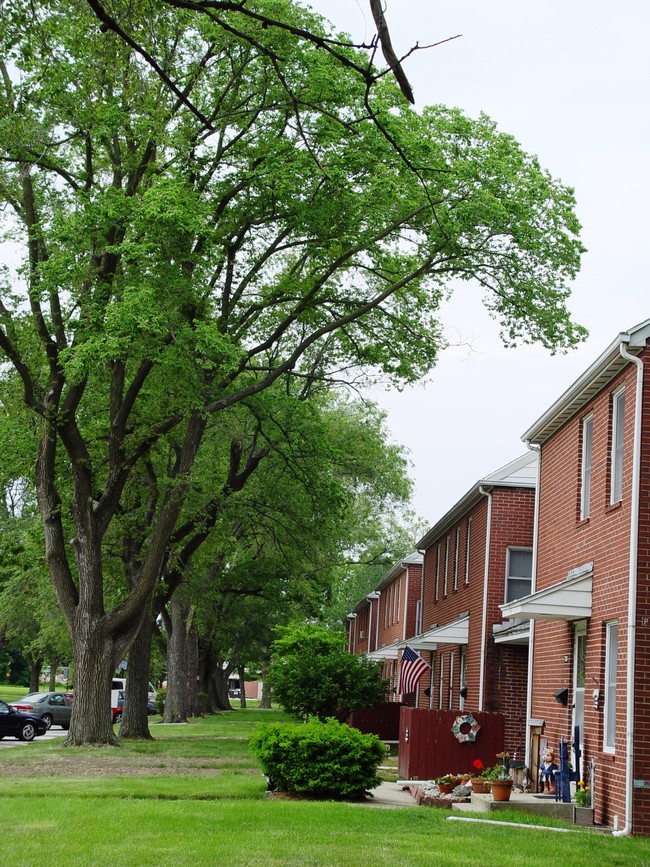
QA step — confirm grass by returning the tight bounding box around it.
[0,689,648,866]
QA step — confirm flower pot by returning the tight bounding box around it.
[438,781,458,795]
[470,778,490,794]
[490,779,513,801]
[573,806,594,826]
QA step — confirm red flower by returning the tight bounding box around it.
[472,759,484,771]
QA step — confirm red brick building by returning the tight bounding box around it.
[410,452,536,757]
[502,318,650,835]
[346,553,422,701]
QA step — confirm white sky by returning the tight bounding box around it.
[315,0,650,522]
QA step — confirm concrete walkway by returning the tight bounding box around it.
[360,781,418,808]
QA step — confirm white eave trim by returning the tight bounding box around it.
[492,620,531,645]
[407,614,469,647]
[367,645,399,660]
[500,571,593,621]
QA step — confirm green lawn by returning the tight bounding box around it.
[0,693,647,866]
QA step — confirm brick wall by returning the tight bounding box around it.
[532,349,650,833]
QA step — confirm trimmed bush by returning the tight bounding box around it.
[251,718,384,800]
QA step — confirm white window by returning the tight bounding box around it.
[454,528,460,591]
[464,519,472,584]
[604,621,618,751]
[580,414,593,520]
[448,651,455,710]
[444,536,450,596]
[505,548,533,603]
[611,388,625,503]
[438,655,444,710]
[435,544,441,602]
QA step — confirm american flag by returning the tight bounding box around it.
[397,645,430,695]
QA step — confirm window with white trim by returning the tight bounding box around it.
[438,654,444,710]
[448,651,455,710]
[580,414,593,520]
[604,620,618,751]
[444,536,450,596]
[611,388,625,503]
[505,548,533,603]
[453,528,460,591]
[464,519,472,584]
[435,544,441,602]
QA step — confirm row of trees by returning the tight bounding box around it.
[0,0,585,743]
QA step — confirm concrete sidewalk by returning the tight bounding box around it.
[359,781,418,808]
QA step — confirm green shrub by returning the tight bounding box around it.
[251,718,384,800]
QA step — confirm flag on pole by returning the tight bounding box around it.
[397,645,430,695]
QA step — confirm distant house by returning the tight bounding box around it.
[346,552,422,702]
[501,318,650,836]
[407,452,537,756]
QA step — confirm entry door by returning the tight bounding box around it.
[572,624,587,780]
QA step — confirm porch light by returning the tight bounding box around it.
[554,688,569,706]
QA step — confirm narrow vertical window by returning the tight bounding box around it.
[580,414,593,519]
[611,388,625,503]
[459,646,467,710]
[464,519,472,584]
[415,599,422,636]
[454,528,460,591]
[604,621,618,751]
[444,536,450,596]
[435,544,441,601]
[448,652,455,709]
[438,655,444,710]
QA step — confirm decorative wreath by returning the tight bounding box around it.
[451,713,481,743]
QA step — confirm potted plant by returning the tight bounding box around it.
[573,780,594,825]
[488,752,513,801]
[435,773,462,795]
[469,759,490,794]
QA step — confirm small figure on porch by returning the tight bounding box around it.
[539,749,558,793]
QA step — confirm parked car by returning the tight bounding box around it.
[0,700,48,741]
[112,690,157,724]
[9,692,74,730]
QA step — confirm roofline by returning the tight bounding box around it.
[416,452,536,550]
[522,318,650,445]
[350,552,423,614]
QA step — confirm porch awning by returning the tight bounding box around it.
[492,619,531,645]
[408,614,469,648]
[366,644,399,660]
[499,570,593,621]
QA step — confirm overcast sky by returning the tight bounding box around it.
[315,0,650,523]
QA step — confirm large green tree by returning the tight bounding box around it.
[0,0,584,744]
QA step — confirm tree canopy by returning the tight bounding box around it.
[0,0,585,743]
[267,622,387,721]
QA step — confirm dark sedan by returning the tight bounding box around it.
[0,700,48,741]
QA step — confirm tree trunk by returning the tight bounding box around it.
[119,607,154,740]
[29,658,43,693]
[186,621,201,717]
[213,663,234,711]
[48,658,57,692]
[163,595,189,723]
[260,667,271,709]
[65,617,120,746]
[238,665,247,709]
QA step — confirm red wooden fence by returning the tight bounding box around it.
[398,708,505,780]
[347,702,404,741]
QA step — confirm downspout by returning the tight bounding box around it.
[524,441,541,770]
[612,343,643,837]
[375,592,381,651]
[478,485,492,711]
